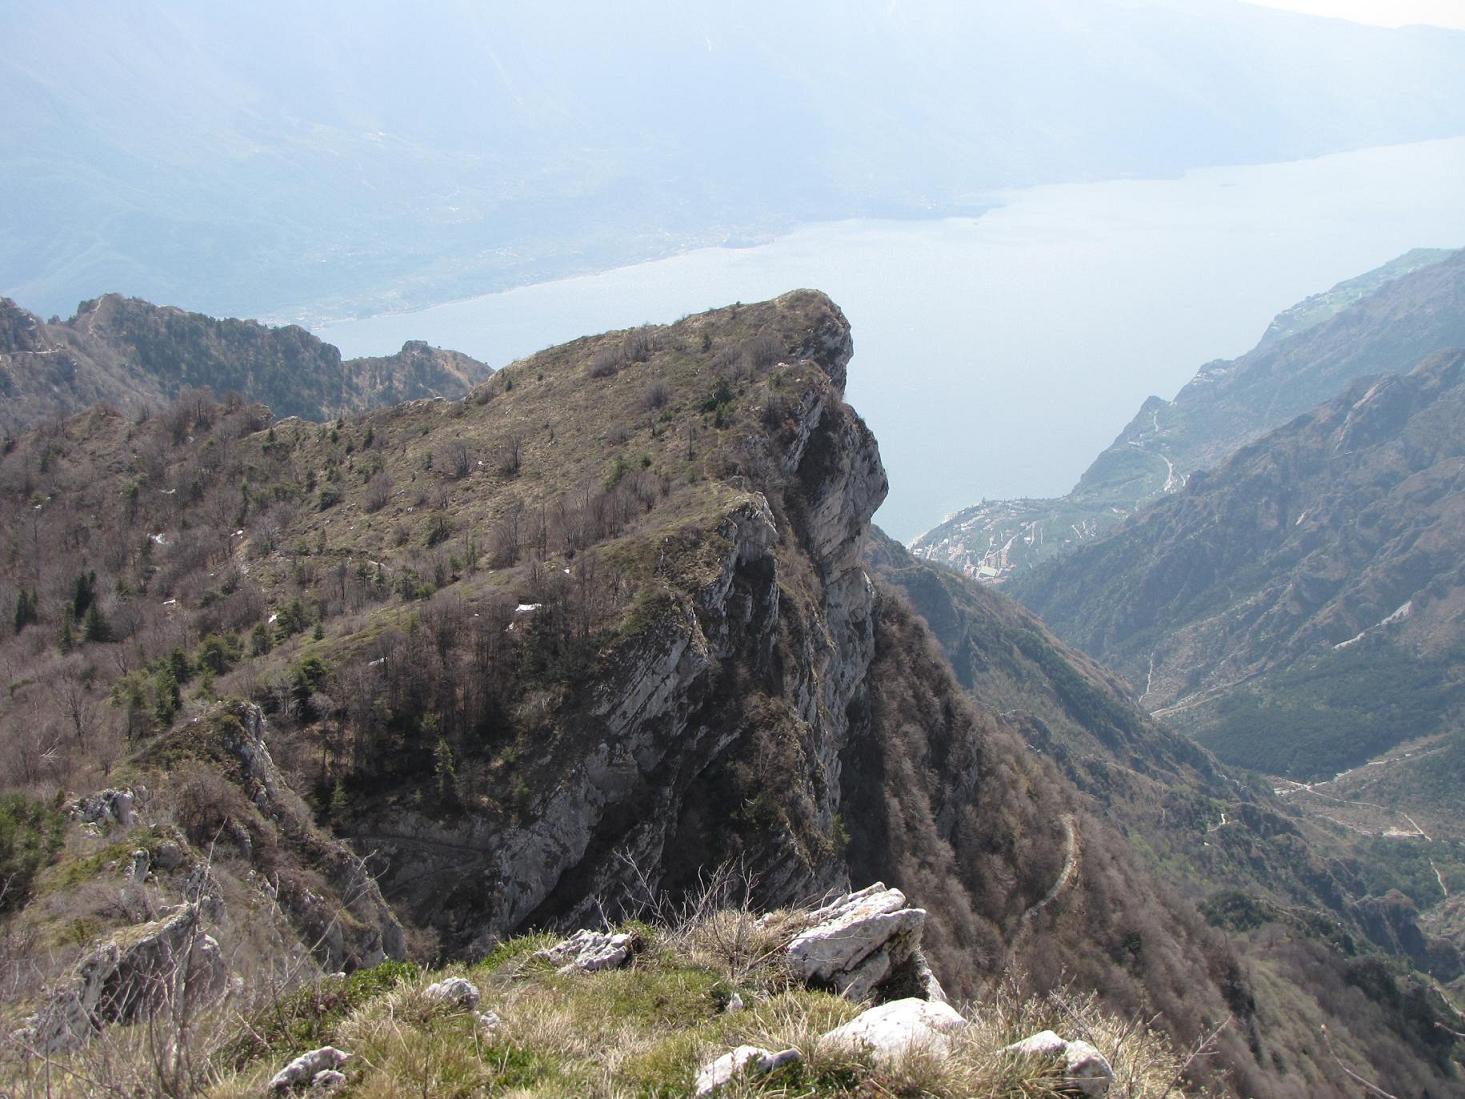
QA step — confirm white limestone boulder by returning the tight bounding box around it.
[1064,1039,1116,1097]
[269,1046,350,1092]
[693,1044,802,1095]
[531,928,642,974]
[777,883,932,1001]
[820,997,968,1060]
[1002,1029,1067,1058]
[422,976,481,1010]
[1001,1030,1115,1097]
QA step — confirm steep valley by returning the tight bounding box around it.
[1005,336,1465,1031]
[1011,349,1465,786]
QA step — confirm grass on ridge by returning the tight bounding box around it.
[201,908,1199,1098]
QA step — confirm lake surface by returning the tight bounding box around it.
[317,137,1465,540]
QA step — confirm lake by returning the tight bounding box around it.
[316,136,1465,541]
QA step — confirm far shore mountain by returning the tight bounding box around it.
[912,247,1465,581]
[7,3,1465,321]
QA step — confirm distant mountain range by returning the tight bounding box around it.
[0,293,489,432]
[6,1,1465,321]
[913,247,1465,580]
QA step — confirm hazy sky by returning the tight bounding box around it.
[1242,0,1465,27]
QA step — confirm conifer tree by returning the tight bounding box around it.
[12,588,37,634]
[82,602,110,643]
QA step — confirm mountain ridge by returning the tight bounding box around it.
[0,292,1459,1095]
[0,293,491,433]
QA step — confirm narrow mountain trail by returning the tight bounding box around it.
[1401,812,1432,842]
[1121,407,1182,495]
[1151,678,1250,719]
[353,830,493,857]
[350,830,498,891]
[995,814,1081,986]
[1026,814,1081,922]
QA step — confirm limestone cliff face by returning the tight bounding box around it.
[224,703,407,968]
[358,295,891,946]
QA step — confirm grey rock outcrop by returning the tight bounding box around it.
[777,883,940,1002]
[269,1046,351,1092]
[72,788,136,829]
[693,1045,802,1096]
[153,840,186,871]
[820,997,968,1060]
[422,976,481,1010]
[531,929,642,974]
[1002,1031,1115,1097]
[125,848,150,881]
[29,903,226,1051]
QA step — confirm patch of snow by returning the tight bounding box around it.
[1160,453,1180,493]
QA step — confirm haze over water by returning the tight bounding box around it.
[318,137,1465,540]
